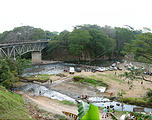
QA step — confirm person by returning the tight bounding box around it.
[107,106,110,117]
[112,108,115,114]
[39,90,41,95]
[51,79,52,84]
[102,107,107,118]
[110,92,113,97]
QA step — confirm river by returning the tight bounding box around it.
[21,63,152,113]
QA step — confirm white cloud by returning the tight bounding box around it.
[0,0,152,32]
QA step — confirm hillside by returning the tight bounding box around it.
[0,85,31,120]
[0,26,57,43]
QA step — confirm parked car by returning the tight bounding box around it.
[91,68,96,73]
[142,67,145,70]
[117,67,122,71]
[109,66,114,71]
[96,67,106,72]
[75,67,82,72]
[112,63,116,67]
[113,67,117,70]
[144,72,152,76]
[69,67,75,74]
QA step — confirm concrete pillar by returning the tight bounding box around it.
[32,51,41,64]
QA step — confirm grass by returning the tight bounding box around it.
[0,85,31,120]
[117,97,152,108]
[54,114,67,120]
[23,74,52,83]
[97,72,125,83]
[60,100,74,106]
[36,74,51,80]
[73,76,108,87]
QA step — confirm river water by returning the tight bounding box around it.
[23,63,76,76]
[21,63,152,113]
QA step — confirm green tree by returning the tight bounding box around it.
[30,28,45,40]
[47,40,60,53]
[45,30,58,40]
[117,89,126,111]
[123,33,152,63]
[68,29,92,59]
[0,58,31,89]
[0,59,17,89]
[88,29,115,59]
[58,30,70,46]
[115,27,135,55]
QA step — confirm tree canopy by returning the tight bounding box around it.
[123,33,152,63]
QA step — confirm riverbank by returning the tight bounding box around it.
[21,67,152,109]
[20,91,124,120]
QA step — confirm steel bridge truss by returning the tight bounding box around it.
[0,41,48,58]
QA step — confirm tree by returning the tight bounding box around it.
[117,89,126,111]
[115,27,135,55]
[0,58,31,89]
[0,59,18,89]
[88,29,115,60]
[123,33,152,63]
[58,30,70,46]
[68,29,92,59]
[47,40,60,53]
[101,25,116,39]
[30,28,45,40]
[146,89,152,102]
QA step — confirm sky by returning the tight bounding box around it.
[0,0,152,33]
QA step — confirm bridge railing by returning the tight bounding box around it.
[0,40,49,47]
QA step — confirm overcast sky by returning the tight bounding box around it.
[0,0,152,33]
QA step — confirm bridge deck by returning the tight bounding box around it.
[0,40,48,47]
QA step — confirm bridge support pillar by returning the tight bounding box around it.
[32,51,41,64]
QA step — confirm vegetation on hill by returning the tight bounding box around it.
[73,76,108,87]
[0,26,58,43]
[46,24,152,63]
[123,32,152,63]
[0,85,31,120]
[1,24,151,63]
[0,58,31,89]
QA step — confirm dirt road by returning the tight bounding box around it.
[21,92,120,120]
[22,92,78,116]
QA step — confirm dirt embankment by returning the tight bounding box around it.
[56,70,152,98]
[21,92,120,120]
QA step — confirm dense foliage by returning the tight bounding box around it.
[0,26,58,43]
[46,24,148,62]
[0,58,31,89]
[0,25,152,63]
[0,85,31,119]
[123,32,152,63]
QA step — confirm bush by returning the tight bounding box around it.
[146,89,152,102]
[118,97,152,108]
[0,85,30,119]
[54,114,67,120]
[60,100,74,105]
[73,76,108,87]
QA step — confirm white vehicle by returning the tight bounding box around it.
[69,67,75,74]
[112,63,116,67]
[96,67,105,72]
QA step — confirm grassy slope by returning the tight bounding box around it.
[73,76,108,87]
[22,74,52,83]
[0,86,31,120]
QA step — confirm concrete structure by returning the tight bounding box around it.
[32,51,42,64]
[0,40,48,64]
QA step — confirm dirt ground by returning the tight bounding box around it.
[20,69,152,120]
[20,92,120,120]
[56,70,152,98]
